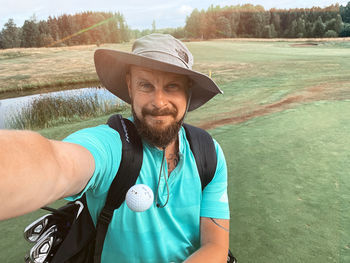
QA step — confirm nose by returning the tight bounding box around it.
[152,88,168,109]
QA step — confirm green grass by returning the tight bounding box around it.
[1,39,350,262]
[209,100,350,262]
[0,199,67,263]
[7,94,128,130]
[38,108,131,140]
[185,40,350,126]
[0,51,31,60]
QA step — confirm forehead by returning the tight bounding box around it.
[129,65,188,82]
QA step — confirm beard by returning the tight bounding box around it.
[132,105,184,148]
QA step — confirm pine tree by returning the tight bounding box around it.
[289,19,298,37]
[296,18,306,38]
[271,11,281,37]
[0,19,21,48]
[312,16,325,37]
[47,16,60,42]
[21,17,40,47]
[335,14,343,34]
[185,9,202,38]
[262,25,272,38]
[270,24,277,38]
[340,2,350,23]
[216,16,231,37]
[229,11,240,38]
[339,23,350,36]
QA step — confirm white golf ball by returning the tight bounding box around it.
[125,184,154,212]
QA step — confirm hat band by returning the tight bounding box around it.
[135,50,190,69]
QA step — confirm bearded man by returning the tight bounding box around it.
[0,34,230,262]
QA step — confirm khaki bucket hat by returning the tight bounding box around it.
[94,33,223,111]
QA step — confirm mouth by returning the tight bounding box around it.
[143,108,177,120]
[147,114,173,122]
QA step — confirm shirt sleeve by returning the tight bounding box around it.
[62,124,122,200]
[200,139,230,219]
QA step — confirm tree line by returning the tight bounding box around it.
[1,2,350,49]
[0,12,129,49]
[184,2,350,39]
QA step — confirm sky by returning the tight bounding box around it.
[0,0,348,30]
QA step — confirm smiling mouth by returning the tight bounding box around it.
[145,114,175,125]
[149,114,172,120]
[142,107,177,119]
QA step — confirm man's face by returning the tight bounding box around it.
[126,65,189,147]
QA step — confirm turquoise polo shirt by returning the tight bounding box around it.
[63,123,229,263]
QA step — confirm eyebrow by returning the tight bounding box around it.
[131,70,188,81]
[135,77,187,84]
[135,78,151,84]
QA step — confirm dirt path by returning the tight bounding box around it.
[198,83,350,130]
[212,37,350,43]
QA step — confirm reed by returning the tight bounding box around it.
[7,94,128,130]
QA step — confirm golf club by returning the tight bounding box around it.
[29,225,58,263]
[24,214,54,243]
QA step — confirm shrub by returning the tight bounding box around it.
[324,30,338,38]
[339,23,350,37]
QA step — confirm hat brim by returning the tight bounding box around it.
[94,49,223,111]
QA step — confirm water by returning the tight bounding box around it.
[0,87,123,129]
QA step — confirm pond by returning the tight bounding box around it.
[0,87,123,129]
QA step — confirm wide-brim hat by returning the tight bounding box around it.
[94,33,223,111]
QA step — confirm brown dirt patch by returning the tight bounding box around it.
[193,62,251,73]
[198,82,350,130]
[290,43,319,47]
[211,37,350,43]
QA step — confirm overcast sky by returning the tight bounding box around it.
[0,0,348,30]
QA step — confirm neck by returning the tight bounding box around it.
[162,137,179,176]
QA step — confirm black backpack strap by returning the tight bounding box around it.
[183,123,217,190]
[94,114,143,263]
[183,124,236,262]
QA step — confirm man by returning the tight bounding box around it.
[0,34,229,262]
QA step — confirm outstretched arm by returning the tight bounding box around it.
[185,217,229,262]
[0,130,94,220]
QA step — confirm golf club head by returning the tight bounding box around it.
[24,214,54,243]
[29,225,57,263]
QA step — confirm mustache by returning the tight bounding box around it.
[142,107,177,118]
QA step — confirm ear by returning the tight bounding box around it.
[126,72,132,99]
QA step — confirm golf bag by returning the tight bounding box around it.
[24,114,237,263]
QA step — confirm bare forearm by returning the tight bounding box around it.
[0,130,66,219]
[0,130,95,220]
[185,217,230,262]
[185,243,228,263]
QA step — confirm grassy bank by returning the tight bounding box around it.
[0,43,132,98]
[7,95,128,130]
[0,39,350,262]
[38,109,130,140]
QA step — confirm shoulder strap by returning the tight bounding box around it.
[94,114,143,263]
[183,123,217,190]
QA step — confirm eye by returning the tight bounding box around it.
[166,83,181,91]
[139,82,153,91]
